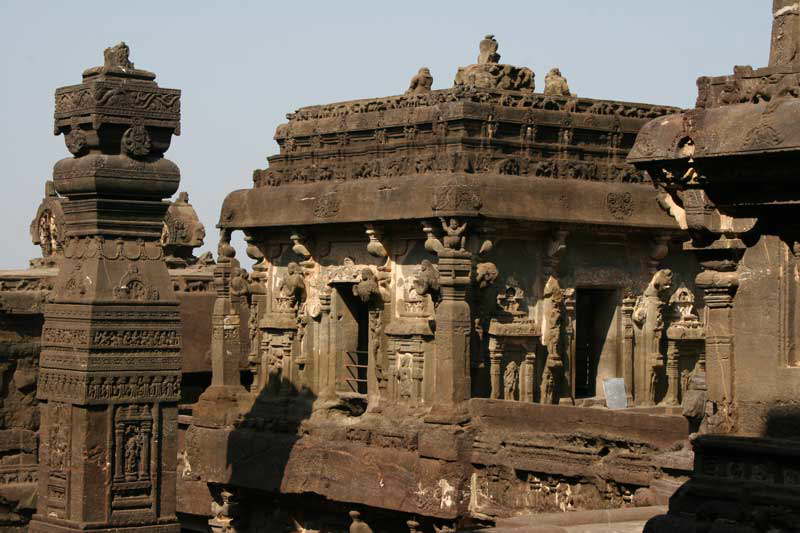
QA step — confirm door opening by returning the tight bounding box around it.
[336,286,370,396]
[574,288,618,399]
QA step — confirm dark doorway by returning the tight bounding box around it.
[336,286,370,395]
[574,288,618,399]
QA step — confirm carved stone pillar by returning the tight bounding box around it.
[521,347,536,403]
[621,295,636,403]
[541,275,565,404]
[245,236,267,393]
[428,251,472,422]
[693,239,743,433]
[386,336,399,401]
[632,269,673,407]
[31,44,181,533]
[488,337,503,399]
[664,340,681,406]
[194,231,251,426]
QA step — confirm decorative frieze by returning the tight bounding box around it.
[38,369,181,403]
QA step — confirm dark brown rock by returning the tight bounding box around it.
[30,42,182,533]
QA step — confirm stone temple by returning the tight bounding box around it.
[0,4,798,532]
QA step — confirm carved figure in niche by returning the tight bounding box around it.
[354,268,381,304]
[498,278,526,316]
[478,34,500,64]
[633,269,673,405]
[671,285,698,322]
[279,262,306,303]
[504,361,519,400]
[440,217,467,251]
[544,68,572,97]
[30,181,65,266]
[48,407,70,472]
[397,353,413,400]
[413,259,440,298]
[36,211,58,258]
[406,67,433,94]
[124,426,142,479]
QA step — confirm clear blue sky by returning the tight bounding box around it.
[0,1,771,269]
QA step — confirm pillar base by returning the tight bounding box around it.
[193,385,253,427]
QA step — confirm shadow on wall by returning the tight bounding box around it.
[219,383,432,531]
[0,312,43,528]
[644,405,800,533]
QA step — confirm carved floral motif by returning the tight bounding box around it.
[432,185,482,212]
[606,192,634,220]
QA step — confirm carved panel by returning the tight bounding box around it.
[46,402,71,517]
[606,192,634,220]
[112,404,153,512]
[432,184,482,212]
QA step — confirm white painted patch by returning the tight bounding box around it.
[775,3,800,17]
[438,478,456,509]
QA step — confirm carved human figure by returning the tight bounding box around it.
[397,353,413,399]
[37,211,57,257]
[279,262,306,305]
[544,68,572,97]
[406,67,433,94]
[682,366,707,424]
[230,268,251,303]
[504,361,519,400]
[478,34,501,64]
[440,217,467,251]
[124,426,142,479]
[633,269,673,405]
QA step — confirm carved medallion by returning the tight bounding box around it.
[113,263,159,301]
[432,184,482,212]
[65,126,88,156]
[313,192,340,218]
[742,117,782,150]
[121,123,151,158]
[606,192,634,220]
